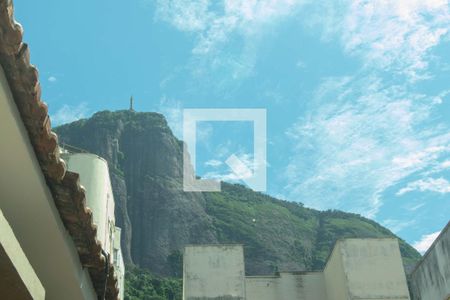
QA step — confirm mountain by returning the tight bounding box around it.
[54,110,420,277]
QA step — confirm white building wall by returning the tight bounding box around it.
[63,153,116,256]
[183,245,245,300]
[63,152,125,298]
[410,222,450,300]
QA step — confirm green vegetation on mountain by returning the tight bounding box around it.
[204,182,420,273]
[125,266,181,300]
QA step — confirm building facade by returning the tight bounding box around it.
[62,152,126,300]
[183,245,246,300]
[183,239,411,300]
[409,221,450,300]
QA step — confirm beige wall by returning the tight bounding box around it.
[0,65,97,299]
[221,270,327,300]
[0,208,45,299]
[325,238,410,300]
[267,272,326,300]
[184,240,410,300]
[410,222,450,300]
[245,276,279,300]
[183,245,326,300]
[183,245,245,300]
[290,272,327,300]
[324,242,349,300]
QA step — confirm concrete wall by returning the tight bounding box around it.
[184,240,411,300]
[324,242,349,300]
[183,245,246,300]
[0,63,97,299]
[207,265,327,300]
[410,222,450,300]
[245,276,279,300]
[274,272,326,300]
[286,272,327,300]
[183,245,326,300]
[325,238,410,300]
[184,245,328,300]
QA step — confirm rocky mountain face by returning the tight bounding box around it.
[55,110,421,276]
[56,111,217,275]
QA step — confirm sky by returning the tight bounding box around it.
[15,0,450,254]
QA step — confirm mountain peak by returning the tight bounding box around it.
[54,110,420,276]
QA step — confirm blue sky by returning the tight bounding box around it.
[15,0,450,253]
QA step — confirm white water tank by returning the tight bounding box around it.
[62,153,116,256]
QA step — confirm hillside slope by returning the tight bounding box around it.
[55,110,420,276]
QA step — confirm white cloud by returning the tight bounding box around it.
[413,231,441,254]
[156,0,450,80]
[408,202,426,211]
[51,103,89,126]
[203,170,250,182]
[441,160,450,169]
[48,76,57,82]
[158,96,183,138]
[196,122,213,143]
[155,0,211,32]
[156,0,450,218]
[284,76,450,217]
[382,219,416,234]
[392,146,450,170]
[205,159,223,167]
[397,177,450,195]
[282,0,450,211]
[157,98,214,142]
[204,152,254,181]
[156,0,304,53]
[155,0,307,78]
[312,0,450,80]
